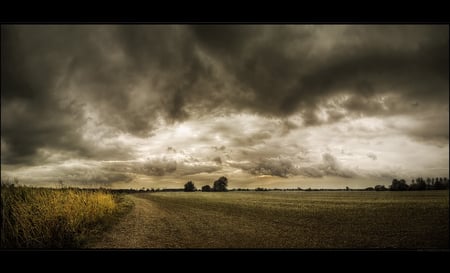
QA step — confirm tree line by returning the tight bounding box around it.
[184,176,449,192]
[184,176,228,192]
[385,177,449,191]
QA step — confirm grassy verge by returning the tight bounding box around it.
[1,184,133,248]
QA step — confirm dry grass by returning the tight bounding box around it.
[1,184,131,248]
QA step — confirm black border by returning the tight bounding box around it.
[1,1,449,23]
[1,3,448,267]
[1,249,449,269]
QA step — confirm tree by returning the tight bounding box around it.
[213,176,228,192]
[201,185,211,192]
[184,181,196,192]
[443,178,449,189]
[390,179,409,191]
[374,185,387,191]
[410,178,426,191]
[434,178,445,190]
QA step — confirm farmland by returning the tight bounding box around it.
[92,190,449,249]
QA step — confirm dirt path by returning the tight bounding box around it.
[90,193,268,248]
[91,195,170,248]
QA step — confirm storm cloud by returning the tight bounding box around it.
[1,25,448,187]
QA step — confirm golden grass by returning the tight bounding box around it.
[1,184,129,248]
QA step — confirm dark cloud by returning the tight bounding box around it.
[1,162,134,186]
[230,158,298,178]
[319,153,355,178]
[103,159,221,178]
[60,167,133,186]
[232,131,272,147]
[213,156,222,165]
[386,113,449,147]
[192,25,448,122]
[367,153,377,160]
[1,26,136,164]
[176,163,222,176]
[280,119,300,136]
[212,145,226,151]
[1,25,448,177]
[231,153,355,178]
[104,159,177,177]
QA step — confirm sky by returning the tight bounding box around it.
[1,25,448,189]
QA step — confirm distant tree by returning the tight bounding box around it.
[390,179,409,191]
[184,181,196,192]
[443,178,449,189]
[416,177,423,185]
[410,178,426,191]
[201,185,211,192]
[433,179,445,190]
[213,176,228,192]
[374,185,387,191]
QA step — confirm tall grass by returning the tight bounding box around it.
[1,183,131,248]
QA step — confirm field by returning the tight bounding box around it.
[93,190,449,249]
[1,184,132,248]
[2,186,448,249]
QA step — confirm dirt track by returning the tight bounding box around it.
[91,195,173,248]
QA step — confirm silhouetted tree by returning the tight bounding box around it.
[390,179,409,191]
[443,178,449,189]
[213,176,228,192]
[374,185,387,191]
[201,185,211,192]
[426,177,432,189]
[410,178,426,191]
[433,179,445,190]
[184,181,196,192]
